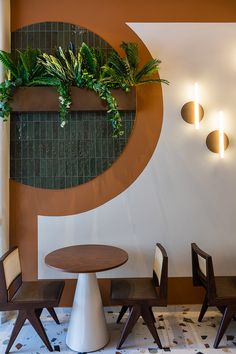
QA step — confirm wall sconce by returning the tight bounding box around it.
[206,111,229,158]
[181,83,204,128]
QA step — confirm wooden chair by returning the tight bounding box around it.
[192,243,236,348]
[0,247,65,353]
[110,243,168,349]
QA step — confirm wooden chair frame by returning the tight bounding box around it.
[0,247,65,354]
[111,243,168,349]
[192,243,236,348]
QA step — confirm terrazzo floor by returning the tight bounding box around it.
[1,305,236,354]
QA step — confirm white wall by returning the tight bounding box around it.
[39,23,236,279]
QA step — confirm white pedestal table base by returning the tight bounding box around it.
[66,273,109,352]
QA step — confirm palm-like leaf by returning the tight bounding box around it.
[18,48,42,80]
[27,77,60,86]
[102,42,168,88]
[56,47,75,81]
[38,53,69,82]
[120,42,139,70]
[135,58,161,82]
[0,50,18,79]
[80,42,97,76]
[107,50,130,78]
[91,47,106,79]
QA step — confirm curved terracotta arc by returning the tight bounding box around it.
[10,10,163,216]
[10,0,163,282]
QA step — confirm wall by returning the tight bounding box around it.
[10,0,236,305]
[38,21,236,279]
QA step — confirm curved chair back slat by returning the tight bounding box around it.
[191,243,216,305]
[0,247,22,304]
[153,243,168,300]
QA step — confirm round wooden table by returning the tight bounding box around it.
[45,245,128,352]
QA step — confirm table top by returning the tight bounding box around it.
[45,244,128,273]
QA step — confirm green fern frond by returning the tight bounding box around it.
[27,77,60,86]
[18,48,41,79]
[120,42,139,70]
[80,42,96,75]
[138,78,170,85]
[135,58,161,83]
[57,47,74,80]
[38,54,68,82]
[106,51,129,77]
[0,50,18,79]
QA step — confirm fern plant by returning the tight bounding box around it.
[101,42,169,90]
[0,42,168,136]
[39,43,123,135]
[0,48,58,119]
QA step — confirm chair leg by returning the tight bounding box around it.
[150,307,156,323]
[47,307,60,324]
[35,308,43,318]
[142,305,162,349]
[214,306,233,348]
[27,309,53,352]
[5,310,27,354]
[117,305,141,349]
[117,305,129,324]
[198,293,208,322]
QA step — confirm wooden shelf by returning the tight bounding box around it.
[11,87,136,112]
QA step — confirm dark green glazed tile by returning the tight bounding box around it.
[52,141,58,158]
[34,122,40,139]
[46,141,53,158]
[52,122,59,139]
[21,142,28,158]
[58,141,65,158]
[27,159,35,177]
[59,159,66,176]
[27,141,34,158]
[40,177,47,188]
[15,160,22,177]
[40,143,47,158]
[71,159,78,176]
[53,160,59,177]
[95,140,102,158]
[15,141,22,159]
[40,160,47,177]
[77,159,84,176]
[46,122,53,140]
[65,160,72,175]
[90,158,96,176]
[35,159,40,177]
[64,142,71,157]
[47,160,53,177]
[34,141,40,159]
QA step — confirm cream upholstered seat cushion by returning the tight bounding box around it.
[3,248,21,289]
[153,245,163,284]
[197,254,207,276]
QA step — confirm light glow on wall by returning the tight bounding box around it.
[218,111,225,158]
[194,82,200,129]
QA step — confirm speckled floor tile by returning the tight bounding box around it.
[1,306,236,353]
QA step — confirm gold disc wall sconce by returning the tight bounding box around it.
[181,84,229,158]
[181,83,204,129]
[206,111,229,158]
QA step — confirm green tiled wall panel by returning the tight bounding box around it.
[10,22,135,189]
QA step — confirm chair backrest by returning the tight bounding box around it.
[191,243,216,303]
[153,243,168,299]
[0,247,22,304]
